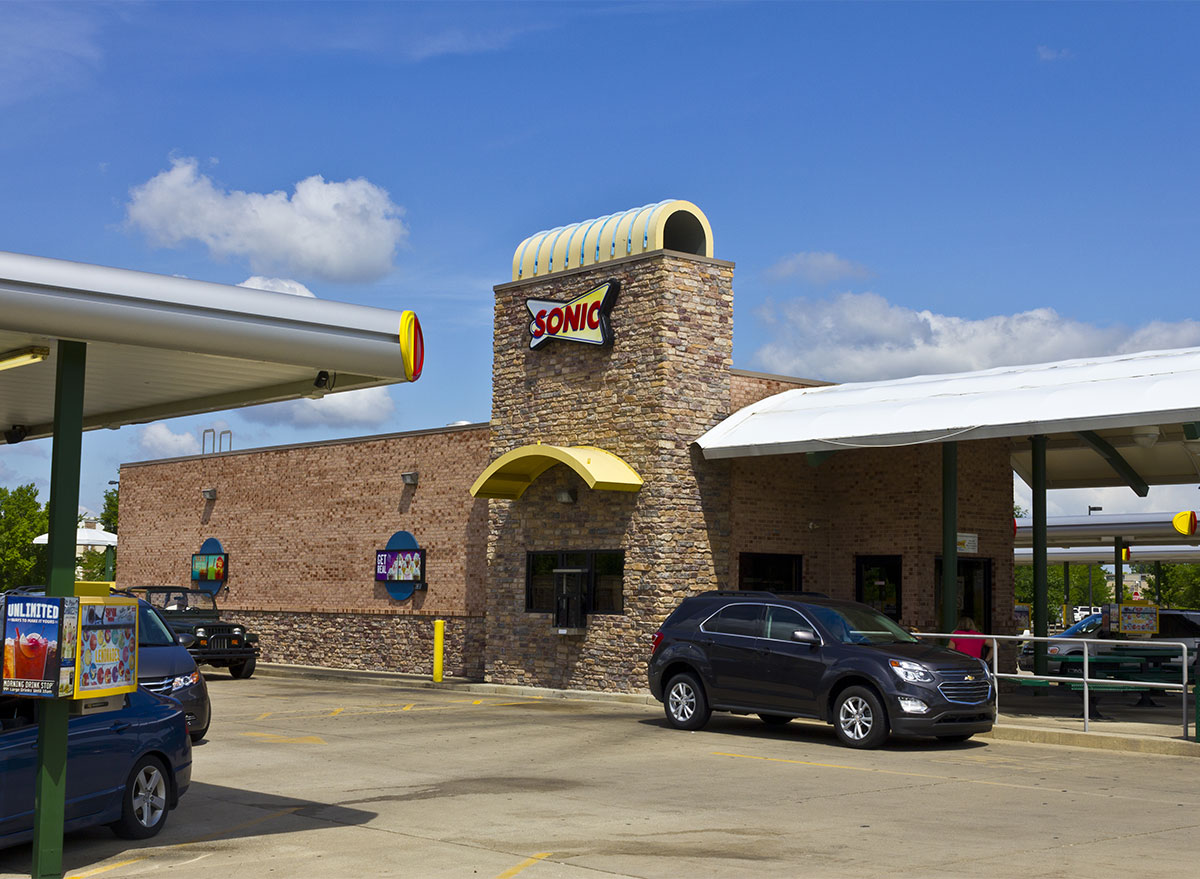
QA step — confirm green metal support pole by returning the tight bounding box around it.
[33,340,86,879]
[1032,435,1048,676]
[103,546,115,581]
[1114,538,1125,604]
[941,442,958,637]
[1155,561,1163,605]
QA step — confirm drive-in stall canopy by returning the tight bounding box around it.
[0,248,424,879]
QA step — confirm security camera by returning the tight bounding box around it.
[314,370,330,389]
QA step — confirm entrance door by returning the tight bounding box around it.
[934,558,993,633]
[856,555,902,621]
[553,568,587,629]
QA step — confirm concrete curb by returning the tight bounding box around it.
[980,723,1200,757]
[255,662,1198,755]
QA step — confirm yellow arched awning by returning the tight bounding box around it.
[470,444,644,500]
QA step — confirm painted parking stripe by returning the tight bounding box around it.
[495,852,552,878]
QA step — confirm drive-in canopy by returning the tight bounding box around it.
[0,250,423,442]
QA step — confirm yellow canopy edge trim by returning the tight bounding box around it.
[470,444,644,500]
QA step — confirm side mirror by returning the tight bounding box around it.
[175,633,196,648]
[791,629,819,645]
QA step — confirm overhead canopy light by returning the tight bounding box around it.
[0,345,49,372]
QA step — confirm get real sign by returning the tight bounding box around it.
[526,280,618,350]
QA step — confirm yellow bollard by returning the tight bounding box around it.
[433,619,445,682]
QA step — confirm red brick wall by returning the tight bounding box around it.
[730,438,1016,633]
[116,425,490,676]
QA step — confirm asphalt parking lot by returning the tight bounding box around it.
[3,673,1200,879]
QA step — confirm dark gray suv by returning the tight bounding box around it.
[648,591,996,748]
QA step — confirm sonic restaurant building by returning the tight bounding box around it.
[116,201,1015,691]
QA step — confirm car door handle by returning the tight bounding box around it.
[110,722,132,733]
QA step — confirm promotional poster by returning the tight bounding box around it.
[76,602,137,697]
[2,596,63,698]
[376,549,425,583]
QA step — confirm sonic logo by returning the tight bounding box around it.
[526,281,618,349]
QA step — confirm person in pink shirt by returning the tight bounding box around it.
[950,615,992,662]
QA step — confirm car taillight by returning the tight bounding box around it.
[651,631,664,655]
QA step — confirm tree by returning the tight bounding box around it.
[100,484,118,534]
[0,483,49,590]
[1133,563,1200,609]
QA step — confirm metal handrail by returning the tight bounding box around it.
[913,632,1191,738]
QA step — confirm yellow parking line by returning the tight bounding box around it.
[66,858,145,878]
[256,711,272,720]
[496,852,552,878]
[402,703,415,710]
[328,707,345,716]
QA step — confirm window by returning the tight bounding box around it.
[704,604,764,638]
[739,553,803,592]
[856,555,902,621]
[525,550,625,615]
[764,606,816,641]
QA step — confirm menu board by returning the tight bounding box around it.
[1118,604,1159,635]
[74,598,138,698]
[2,597,64,698]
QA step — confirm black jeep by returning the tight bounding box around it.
[129,587,259,679]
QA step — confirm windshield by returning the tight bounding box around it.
[138,605,177,647]
[1060,614,1102,638]
[806,603,919,645]
[142,590,216,614]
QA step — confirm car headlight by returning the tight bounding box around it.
[194,627,207,638]
[172,671,200,692]
[232,626,244,636]
[889,659,935,683]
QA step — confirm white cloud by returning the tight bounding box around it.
[1015,474,1200,519]
[0,4,103,107]
[1037,45,1073,62]
[126,157,407,283]
[754,291,1200,382]
[240,387,395,429]
[238,276,316,298]
[138,424,201,458]
[767,251,873,285]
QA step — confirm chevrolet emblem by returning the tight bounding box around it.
[964,674,975,681]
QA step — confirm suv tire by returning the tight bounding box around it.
[229,656,256,679]
[833,685,889,749]
[664,672,711,731]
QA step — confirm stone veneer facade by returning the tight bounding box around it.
[117,425,490,678]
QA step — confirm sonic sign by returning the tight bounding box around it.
[526,281,618,350]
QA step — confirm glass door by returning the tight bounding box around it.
[856,555,902,621]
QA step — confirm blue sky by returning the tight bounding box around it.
[2,1,1199,517]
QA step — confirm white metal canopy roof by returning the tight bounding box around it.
[697,347,1200,491]
[0,250,422,442]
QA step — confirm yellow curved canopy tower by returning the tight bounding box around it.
[512,199,713,281]
[470,444,644,500]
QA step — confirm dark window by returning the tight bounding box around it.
[764,606,816,641]
[705,604,764,638]
[524,550,625,615]
[527,553,556,613]
[1159,612,1200,638]
[856,555,902,621]
[739,553,803,592]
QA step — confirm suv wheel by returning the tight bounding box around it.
[229,657,256,679]
[833,686,889,749]
[664,672,711,731]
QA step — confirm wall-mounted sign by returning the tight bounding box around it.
[376,549,426,584]
[526,280,618,349]
[956,533,979,553]
[377,530,427,601]
[192,553,228,583]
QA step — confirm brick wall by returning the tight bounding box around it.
[117,425,490,677]
[730,439,1016,634]
[485,252,736,690]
